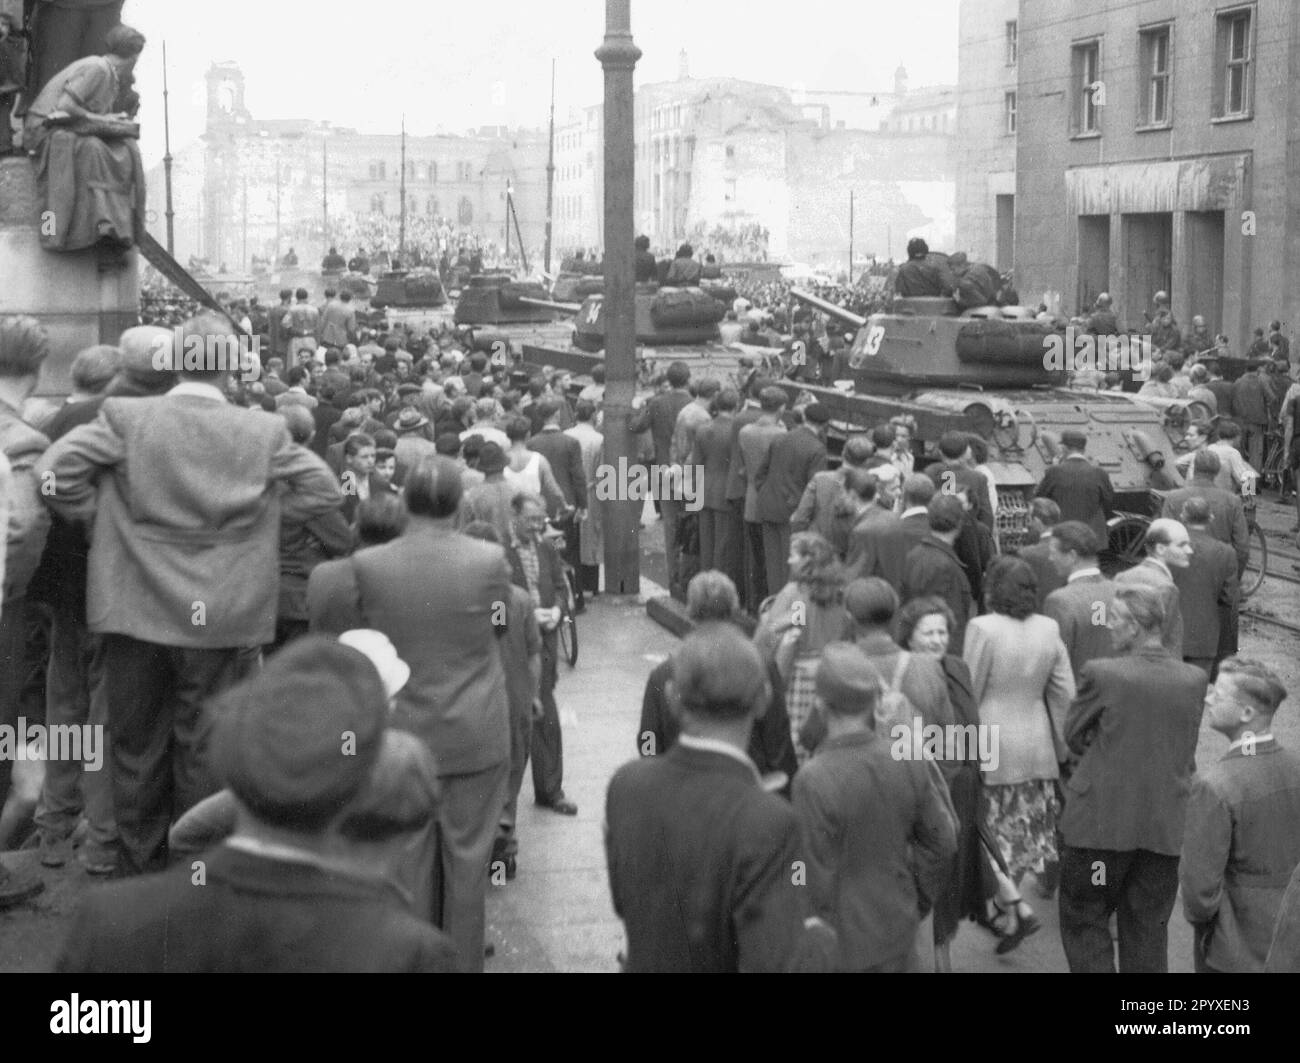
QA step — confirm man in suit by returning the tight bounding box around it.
[1014,498,1066,611]
[902,495,973,650]
[505,492,577,818]
[1231,365,1271,472]
[735,386,788,605]
[527,397,587,599]
[338,433,398,526]
[0,315,51,908]
[1182,658,1300,973]
[1172,498,1239,677]
[308,456,511,972]
[791,435,874,545]
[56,638,458,973]
[1160,449,1250,575]
[724,376,768,612]
[843,470,905,582]
[38,313,341,877]
[794,642,956,972]
[1058,584,1207,973]
[1043,522,1116,681]
[691,388,742,588]
[755,403,829,594]
[606,624,830,971]
[629,362,693,597]
[1114,518,1189,657]
[923,431,993,531]
[1034,429,1114,544]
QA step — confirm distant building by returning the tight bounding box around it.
[145,64,548,270]
[552,63,955,269]
[962,1,1300,340]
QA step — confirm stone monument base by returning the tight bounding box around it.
[0,156,139,396]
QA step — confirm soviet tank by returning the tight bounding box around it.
[520,282,783,386]
[370,268,447,310]
[783,288,1202,559]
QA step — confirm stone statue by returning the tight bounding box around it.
[22,0,126,107]
[21,21,144,253]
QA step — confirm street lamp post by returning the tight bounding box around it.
[596,0,642,594]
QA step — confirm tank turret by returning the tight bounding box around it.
[371,268,446,310]
[454,272,554,325]
[570,284,725,352]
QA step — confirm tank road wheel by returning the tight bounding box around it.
[1240,522,1268,600]
[1100,514,1151,578]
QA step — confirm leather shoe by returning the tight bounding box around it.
[538,797,578,816]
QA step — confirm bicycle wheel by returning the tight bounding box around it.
[558,574,579,668]
[1241,522,1267,599]
[1100,514,1151,578]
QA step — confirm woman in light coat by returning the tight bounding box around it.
[964,556,1076,951]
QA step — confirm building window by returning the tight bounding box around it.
[458,196,473,226]
[428,162,437,182]
[1071,40,1102,134]
[1214,7,1254,118]
[1139,25,1172,126]
[725,144,735,159]
[370,193,385,214]
[1006,20,1018,66]
[1004,91,1017,134]
[724,178,737,202]
[427,198,438,217]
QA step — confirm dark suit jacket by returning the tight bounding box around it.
[56,844,457,973]
[691,414,736,512]
[307,524,512,775]
[629,387,692,466]
[528,427,586,510]
[1172,530,1239,659]
[340,473,399,525]
[1043,573,1117,681]
[606,743,814,972]
[755,425,826,524]
[793,731,956,971]
[724,404,763,503]
[845,506,908,585]
[1014,535,1066,611]
[1160,482,1250,573]
[1060,648,1206,855]
[1034,455,1114,542]
[902,536,973,649]
[1181,739,1300,973]
[923,459,992,529]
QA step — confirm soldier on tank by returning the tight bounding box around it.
[1086,293,1120,336]
[948,252,1003,310]
[893,238,951,298]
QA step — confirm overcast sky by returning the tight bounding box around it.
[124,0,958,166]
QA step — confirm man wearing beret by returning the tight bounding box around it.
[55,637,458,972]
[36,313,343,877]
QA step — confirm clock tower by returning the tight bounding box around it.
[206,63,249,128]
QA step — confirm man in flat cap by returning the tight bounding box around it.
[793,642,956,972]
[606,623,831,972]
[56,637,457,972]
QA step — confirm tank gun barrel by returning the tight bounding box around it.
[789,288,867,330]
[519,296,582,316]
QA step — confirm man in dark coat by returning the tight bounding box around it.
[1033,429,1114,544]
[901,495,973,650]
[504,492,576,817]
[55,638,457,973]
[1043,522,1116,681]
[1182,658,1300,973]
[690,388,742,587]
[527,397,587,596]
[1114,519,1190,658]
[754,403,829,593]
[1058,583,1206,973]
[1171,498,1239,677]
[1230,366,1271,473]
[923,432,993,531]
[629,362,693,594]
[606,624,830,972]
[893,238,950,297]
[1160,450,1250,575]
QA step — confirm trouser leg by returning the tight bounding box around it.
[438,761,510,972]
[762,521,791,596]
[0,597,27,815]
[1058,845,1121,973]
[34,601,94,841]
[497,698,533,860]
[660,498,683,595]
[530,632,563,803]
[745,520,767,608]
[1115,849,1179,973]
[698,510,717,574]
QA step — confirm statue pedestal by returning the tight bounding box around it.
[0,156,139,396]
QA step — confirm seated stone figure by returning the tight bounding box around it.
[21,23,145,253]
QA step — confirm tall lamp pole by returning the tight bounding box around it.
[596,0,641,594]
[322,131,329,252]
[162,41,175,255]
[544,58,556,275]
[399,115,407,260]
